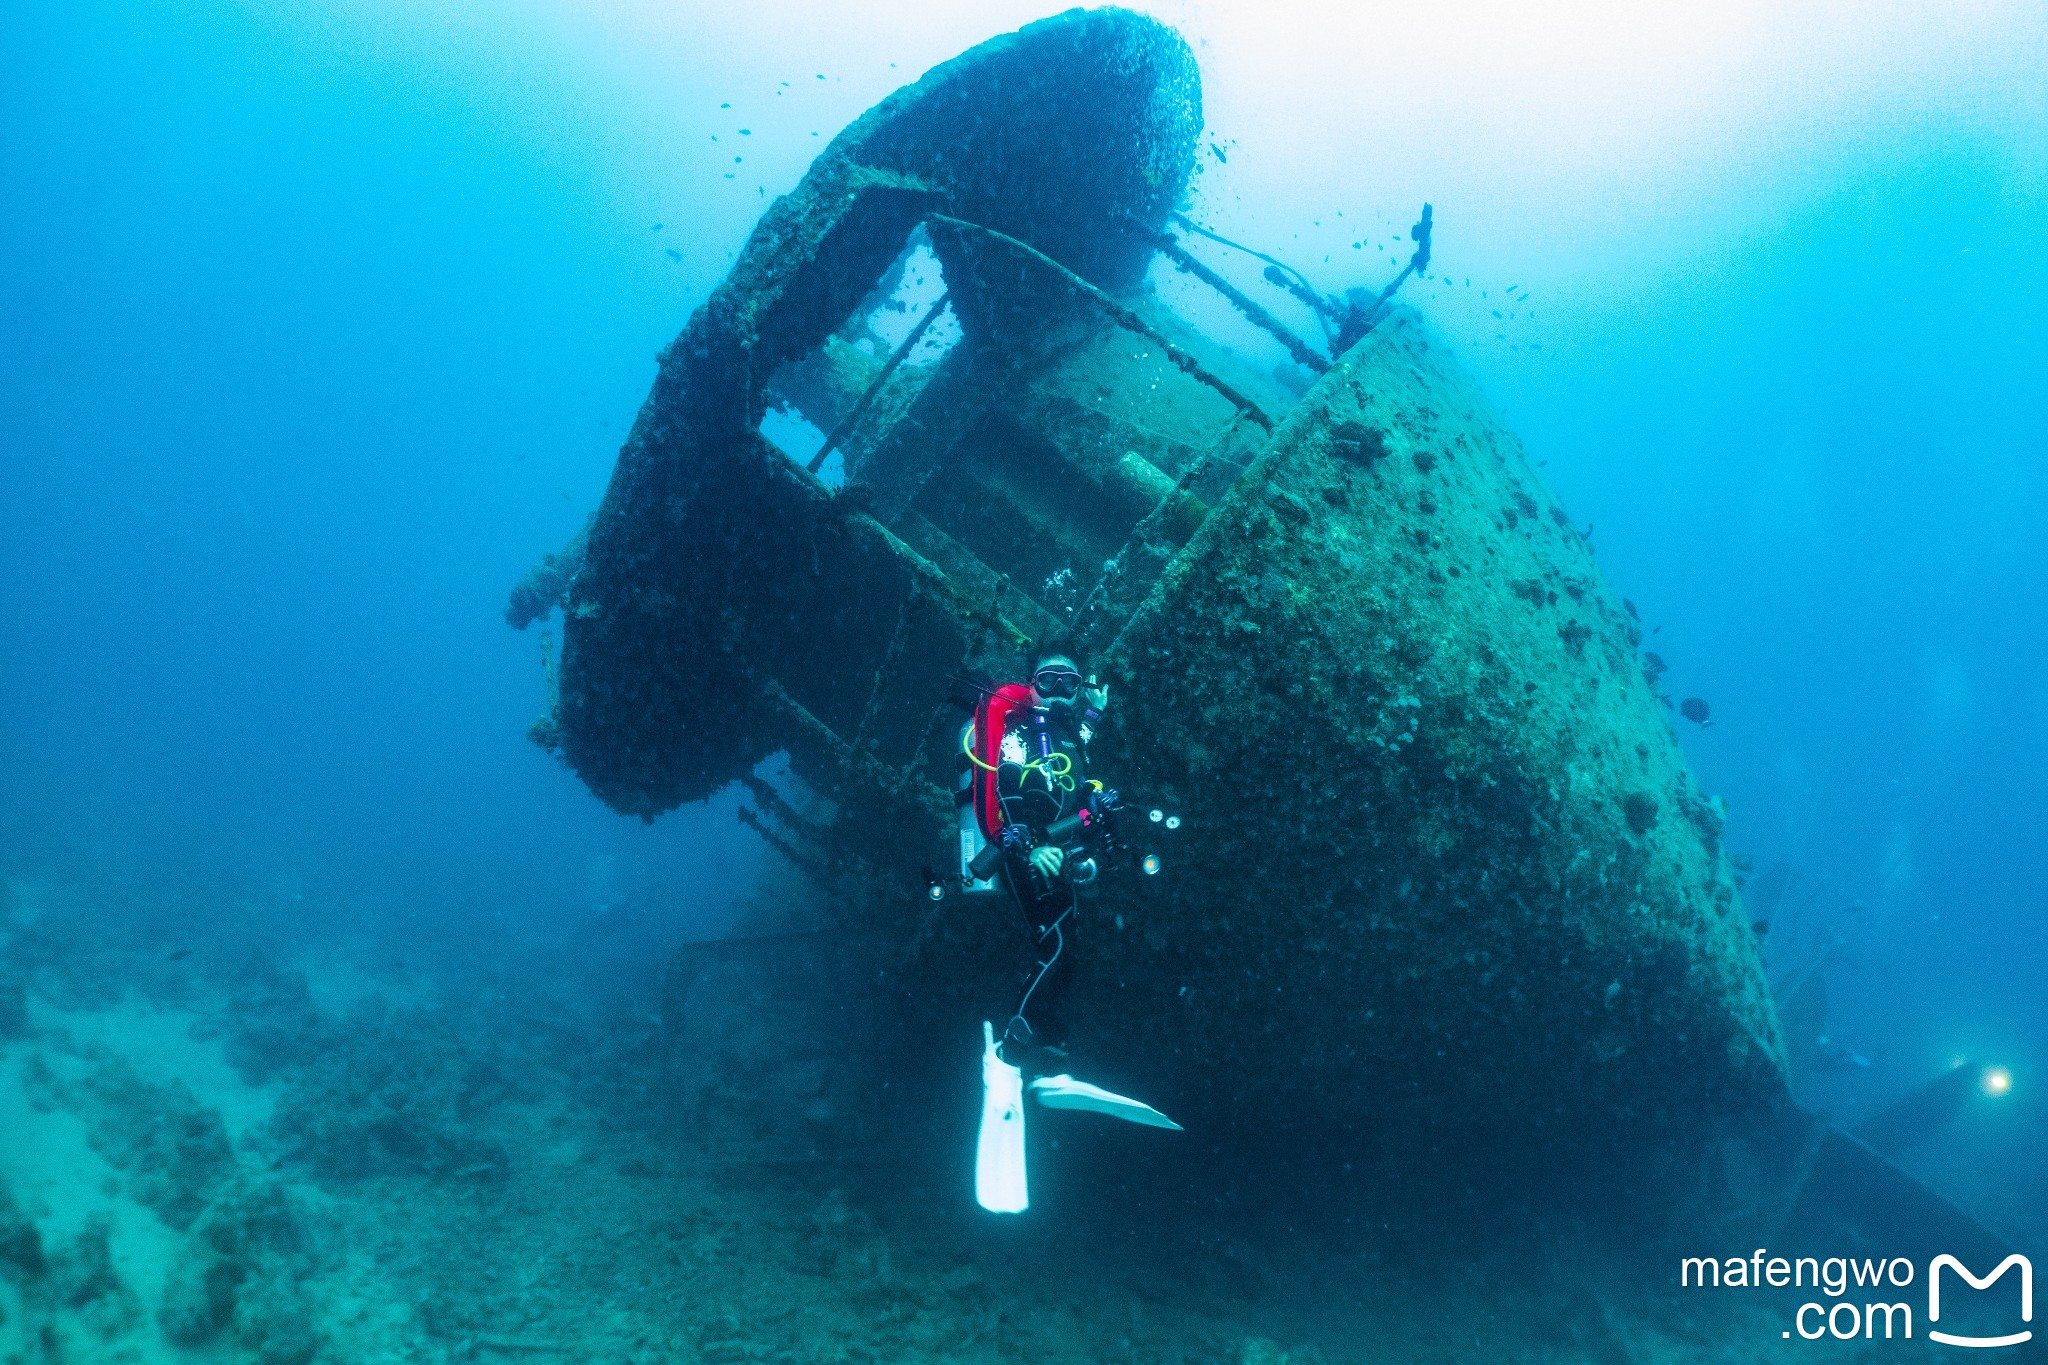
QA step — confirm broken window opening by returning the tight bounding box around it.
[757,225,961,488]
[758,402,839,485]
[856,234,961,366]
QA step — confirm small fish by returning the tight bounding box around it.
[1749,919,1769,937]
[167,948,192,961]
[1679,697,1713,726]
[666,248,683,261]
[1209,142,1227,163]
[1812,1036,1871,1072]
[1622,598,1640,620]
[651,223,663,231]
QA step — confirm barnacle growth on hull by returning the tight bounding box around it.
[510,8,1791,1210]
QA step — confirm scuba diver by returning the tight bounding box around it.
[958,643,1180,1214]
[970,647,1109,1059]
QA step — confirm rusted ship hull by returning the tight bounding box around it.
[518,7,1787,1196]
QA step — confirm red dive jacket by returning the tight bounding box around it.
[971,683,1035,841]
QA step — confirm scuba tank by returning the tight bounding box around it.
[957,722,1003,896]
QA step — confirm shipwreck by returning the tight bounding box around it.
[506,10,2010,1243]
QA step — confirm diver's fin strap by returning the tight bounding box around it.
[1029,1074,1183,1131]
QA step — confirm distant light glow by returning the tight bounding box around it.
[1142,854,1161,876]
[1981,1065,2012,1097]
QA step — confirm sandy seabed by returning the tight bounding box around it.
[1,873,1907,1364]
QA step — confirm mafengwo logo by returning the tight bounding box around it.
[1929,1255,2033,1349]
[1680,1250,2032,1346]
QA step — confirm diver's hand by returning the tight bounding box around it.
[1082,676,1110,714]
[1029,846,1064,878]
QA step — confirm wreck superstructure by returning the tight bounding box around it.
[511,8,1790,1194]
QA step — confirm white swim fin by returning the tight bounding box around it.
[974,1021,1029,1213]
[1029,1073,1183,1131]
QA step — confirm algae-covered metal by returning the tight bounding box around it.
[543,8,1205,817]
[513,8,1786,1185]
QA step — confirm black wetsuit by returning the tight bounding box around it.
[993,701,1102,1053]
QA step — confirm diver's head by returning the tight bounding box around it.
[1029,648,1085,709]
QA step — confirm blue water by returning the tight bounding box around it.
[4,0,2044,1315]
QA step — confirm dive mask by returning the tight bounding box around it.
[1033,667,1084,701]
